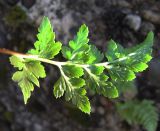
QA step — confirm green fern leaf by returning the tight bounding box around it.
[10,56,46,104]
[116,100,159,131]
[28,16,62,59]
[106,32,153,82]
[7,17,154,114]
[53,72,89,113]
[62,24,90,63]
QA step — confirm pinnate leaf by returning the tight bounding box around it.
[8,17,154,114]
[105,32,154,82]
[10,56,46,104]
[116,100,158,131]
[53,68,89,113]
[28,16,62,59]
[69,24,89,49]
[62,24,90,63]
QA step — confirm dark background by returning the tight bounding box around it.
[0,0,160,131]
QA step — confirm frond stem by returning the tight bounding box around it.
[0,48,110,68]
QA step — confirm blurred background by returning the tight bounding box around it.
[0,0,160,131]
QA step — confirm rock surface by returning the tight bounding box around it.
[21,0,36,9]
[0,0,160,131]
[123,14,141,31]
[5,0,19,6]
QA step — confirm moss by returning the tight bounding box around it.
[4,5,27,28]
[3,111,14,122]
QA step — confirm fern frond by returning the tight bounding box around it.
[0,16,154,114]
[116,100,159,131]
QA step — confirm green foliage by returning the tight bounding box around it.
[61,25,104,64]
[9,16,154,114]
[106,32,153,82]
[116,100,158,131]
[10,56,46,104]
[28,16,62,59]
[62,24,90,63]
[53,64,90,113]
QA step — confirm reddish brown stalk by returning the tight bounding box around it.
[0,48,29,57]
[0,48,64,66]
